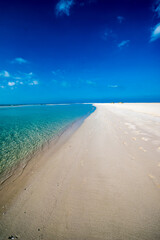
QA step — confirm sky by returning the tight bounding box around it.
[0,0,160,104]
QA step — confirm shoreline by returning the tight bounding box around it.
[0,106,95,209]
[0,104,96,187]
[1,102,159,109]
[0,103,160,240]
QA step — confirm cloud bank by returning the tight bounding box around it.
[0,70,39,89]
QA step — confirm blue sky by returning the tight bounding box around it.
[0,0,160,104]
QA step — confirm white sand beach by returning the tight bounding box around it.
[0,103,160,240]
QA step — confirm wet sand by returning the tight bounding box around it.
[0,103,160,240]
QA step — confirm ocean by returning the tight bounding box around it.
[0,104,95,184]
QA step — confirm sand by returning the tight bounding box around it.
[0,103,160,240]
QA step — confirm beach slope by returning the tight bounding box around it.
[0,103,160,240]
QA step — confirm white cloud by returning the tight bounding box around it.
[33,80,38,85]
[108,85,118,88]
[29,80,39,85]
[14,71,35,81]
[0,70,10,78]
[55,0,74,16]
[11,57,28,64]
[23,72,33,79]
[117,16,125,24]
[0,85,5,89]
[0,70,38,88]
[4,71,10,77]
[8,82,15,86]
[11,71,39,86]
[150,23,160,42]
[118,40,130,48]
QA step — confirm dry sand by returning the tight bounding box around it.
[0,103,160,240]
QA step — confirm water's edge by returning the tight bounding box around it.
[0,105,96,189]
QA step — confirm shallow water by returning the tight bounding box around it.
[0,104,95,183]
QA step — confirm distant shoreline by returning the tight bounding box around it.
[0,101,160,108]
[0,103,70,108]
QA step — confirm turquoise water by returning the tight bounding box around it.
[0,104,95,183]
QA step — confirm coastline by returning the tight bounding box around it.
[0,103,160,240]
[0,105,95,209]
[0,104,96,187]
